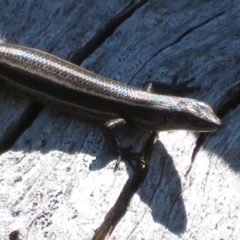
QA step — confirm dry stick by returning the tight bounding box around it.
[92,131,158,240]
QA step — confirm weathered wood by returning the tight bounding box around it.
[0,0,239,239]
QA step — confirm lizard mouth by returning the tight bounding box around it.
[179,98,221,132]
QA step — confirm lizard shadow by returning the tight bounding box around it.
[90,134,187,235]
[140,140,187,234]
[1,96,188,235]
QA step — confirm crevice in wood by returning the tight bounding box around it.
[69,0,149,65]
[173,10,226,47]
[0,102,43,154]
[127,152,166,238]
[214,79,240,118]
[165,191,184,233]
[186,79,240,176]
[92,132,157,240]
[129,10,226,83]
[185,132,207,176]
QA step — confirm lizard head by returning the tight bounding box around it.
[156,97,221,132]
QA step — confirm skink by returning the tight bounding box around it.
[0,44,221,162]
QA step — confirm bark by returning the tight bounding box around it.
[0,0,239,239]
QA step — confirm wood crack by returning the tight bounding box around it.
[0,100,43,155]
[69,0,149,65]
[187,78,240,176]
[129,10,226,85]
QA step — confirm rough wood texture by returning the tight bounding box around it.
[0,0,240,239]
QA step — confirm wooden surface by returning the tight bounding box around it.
[0,0,240,239]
